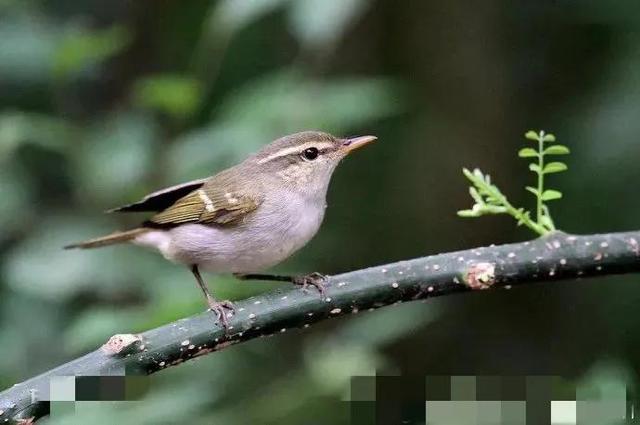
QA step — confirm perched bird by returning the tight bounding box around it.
[65,131,376,327]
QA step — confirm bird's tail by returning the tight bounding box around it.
[64,228,149,249]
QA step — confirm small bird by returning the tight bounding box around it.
[65,131,376,327]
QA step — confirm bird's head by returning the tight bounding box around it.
[249,131,377,198]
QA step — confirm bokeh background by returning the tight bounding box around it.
[2,0,640,423]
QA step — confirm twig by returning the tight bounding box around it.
[2,230,640,423]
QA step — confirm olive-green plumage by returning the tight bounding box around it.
[148,168,262,226]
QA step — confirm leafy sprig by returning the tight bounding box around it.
[457,130,569,236]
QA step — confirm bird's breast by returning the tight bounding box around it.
[164,194,326,273]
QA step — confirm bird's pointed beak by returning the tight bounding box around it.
[341,135,377,154]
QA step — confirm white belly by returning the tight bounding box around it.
[134,198,325,273]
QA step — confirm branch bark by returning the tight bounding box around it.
[3,230,640,423]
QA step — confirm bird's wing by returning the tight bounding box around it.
[108,178,208,213]
[145,176,262,227]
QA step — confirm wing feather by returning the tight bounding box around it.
[145,180,261,228]
[108,178,207,213]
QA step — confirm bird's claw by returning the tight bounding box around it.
[293,272,328,298]
[206,299,235,330]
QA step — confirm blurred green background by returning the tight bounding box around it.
[2,0,640,423]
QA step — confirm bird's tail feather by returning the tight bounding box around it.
[64,228,149,249]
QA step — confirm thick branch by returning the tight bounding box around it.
[3,230,640,423]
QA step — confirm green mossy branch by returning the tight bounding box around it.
[3,230,640,423]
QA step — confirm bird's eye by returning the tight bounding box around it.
[301,147,319,161]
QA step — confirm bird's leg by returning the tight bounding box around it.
[191,265,234,329]
[234,272,328,297]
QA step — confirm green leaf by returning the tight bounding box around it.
[485,195,499,205]
[457,209,478,217]
[518,148,538,158]
[543,145,570,155]
[541,190,562,201]
[525,186,539,196]
[529,163,541,173]
[133,74,203,119]
[469,187,483,204]
[542,133,556,143]
[485,205,508,214]
[525,130,539,141]
[472,168,484,180]
[53,25,131,79]
[543,162,568,174]
[462,167,474,180]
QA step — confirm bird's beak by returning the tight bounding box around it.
[341,135,377,154]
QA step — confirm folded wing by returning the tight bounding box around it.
[108,178,207,213]
[146,185,261,227]
[108,170,262,228]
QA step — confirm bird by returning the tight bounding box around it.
[65,131,377,328]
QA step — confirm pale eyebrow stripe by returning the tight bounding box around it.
[256,141,335,164]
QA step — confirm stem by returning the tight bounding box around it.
[502,197,546,236]
[537,131,545,226]
[483,183,546,236]
[3,230,640,423]
[543,204,556,231]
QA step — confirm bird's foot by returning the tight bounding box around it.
[206,298,235,330]
[292,272,328,298]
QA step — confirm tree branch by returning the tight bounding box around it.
[3,230,640,423]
